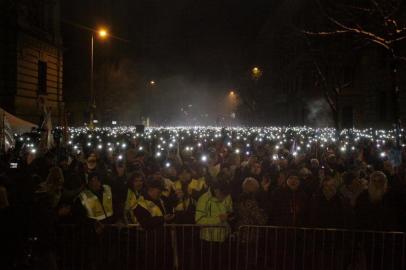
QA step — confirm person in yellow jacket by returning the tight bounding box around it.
[124,171,145,224]
[74,172,118,270]
[195,181,233,242]
[133,179,175,269]
[75,172,114,234]
[173,166,206,223]
[134,179,175,230]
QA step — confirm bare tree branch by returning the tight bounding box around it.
[338,4,373,13]
[394,35,406,42]
[303,30,350,36]
[325,15,391,49]
[315,0,404,50]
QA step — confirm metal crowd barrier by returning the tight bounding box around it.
[56,224,406,270]
[236,226,406,270]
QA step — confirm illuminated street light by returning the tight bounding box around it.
[251,66,263,80]
[98,28,108,38]
[227,90,238,120]
[150,80,156,86]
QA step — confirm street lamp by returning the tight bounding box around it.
[98,29,108,38]
[251,66,262,81]
[227,90,238,124]
[228,89,238,105]
[89,27,109,127]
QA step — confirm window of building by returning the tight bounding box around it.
[38,61,47,95]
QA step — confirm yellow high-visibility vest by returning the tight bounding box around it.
[125,189,144,224]
[137,199,165,217]
[79,185,113,221]
[174,178,207,195]
[173,179,205,211]
[162,178,175,198]
[174,197,193,212]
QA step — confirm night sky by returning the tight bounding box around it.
[60,0,322,125]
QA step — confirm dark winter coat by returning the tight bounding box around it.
[355,191,400,231]
[269,187,309,227]
[309,190,349,228]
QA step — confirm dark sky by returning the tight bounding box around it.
[62,1,274,72]
[61,0,305,125]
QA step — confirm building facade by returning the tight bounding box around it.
[252,0,406,128]
[0,0,63,125]
[338,47,406,129]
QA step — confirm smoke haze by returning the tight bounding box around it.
[306,99,334,127]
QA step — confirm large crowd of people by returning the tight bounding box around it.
[1,126,406,269]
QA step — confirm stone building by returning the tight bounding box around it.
[0,0,63,125]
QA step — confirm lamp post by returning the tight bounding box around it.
[89,28,108,127]
[249,66,263,123]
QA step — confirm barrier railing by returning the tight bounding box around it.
[56,224,406,270]
[236,226,406,270]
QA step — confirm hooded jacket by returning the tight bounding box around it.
[195,190,232,242]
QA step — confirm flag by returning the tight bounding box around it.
[290,139,297,154]
[1,111,15,152]
[39,104,54,150]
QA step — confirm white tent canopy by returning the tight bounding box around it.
[1,107,38,134]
